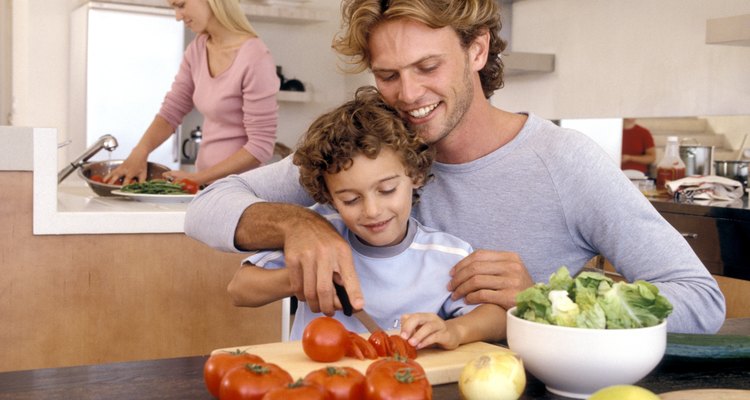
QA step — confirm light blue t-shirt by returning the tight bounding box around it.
[243,203,477,340]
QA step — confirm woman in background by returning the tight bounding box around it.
[106,0,279,186]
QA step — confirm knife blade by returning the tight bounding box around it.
[334,282,384,333]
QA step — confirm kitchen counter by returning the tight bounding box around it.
[649,194,750,222]
[2,126,187,234]
[648,193,750,280]
[0,350,747,399]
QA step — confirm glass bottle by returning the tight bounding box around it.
[656,136,686,192]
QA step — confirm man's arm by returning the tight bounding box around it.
[184,158,364,315]
[234,202,365,314]
[228,263,293,307]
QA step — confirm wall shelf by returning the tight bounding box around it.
[277,90,311,103]
[503,51,556,75]
[241,2,332,24]
[84,1,333,24]
[706,14,750,47]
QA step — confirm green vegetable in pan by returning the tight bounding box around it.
[121,179,189,194]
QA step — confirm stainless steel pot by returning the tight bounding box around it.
[181,126,202,164]
[714,160,749,189]
[679,145,714,176]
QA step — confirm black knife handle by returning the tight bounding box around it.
[334,282,353,317]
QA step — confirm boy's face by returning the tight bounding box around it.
[325,148,419,247]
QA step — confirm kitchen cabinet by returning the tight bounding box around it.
[504,51,555,75]
[0,127,284,373]
[706,14,750,47]
[650,197,750,281]
[241,2,333,24]
[86,0,333,23]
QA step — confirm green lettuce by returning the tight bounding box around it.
[548,290,579,327]
[514,266,673,329]
[598,280,673,329]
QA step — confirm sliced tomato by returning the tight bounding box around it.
[349,332,378,360]
[347,338,365,360]
[367,330,391,357]
[388,334,417,360]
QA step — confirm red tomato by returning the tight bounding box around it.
[368,330,392,357]
[89,174,104,183]
[261,379,329,400]
[203,350,265,398]
[304,366,366,400]
[177,178,199,194]
[219,362,293,400]
[365,361,432,400]
[365,357,425,377]
[388,335,418,360]
[302,317,350,362]
[347,332,378,360]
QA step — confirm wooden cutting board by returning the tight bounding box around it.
[659,389,750,399]
[212,340,510,385]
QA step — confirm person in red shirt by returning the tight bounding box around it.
[621,118,656,175]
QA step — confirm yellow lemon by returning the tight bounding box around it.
[588,385,659,400]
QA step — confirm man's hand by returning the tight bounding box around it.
[282,213,364,316]
[448,249,534,310]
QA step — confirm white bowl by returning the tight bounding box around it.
[506,307,666,399]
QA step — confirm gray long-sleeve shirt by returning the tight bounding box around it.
[185,114,726,334]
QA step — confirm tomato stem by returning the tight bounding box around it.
[394,367,423,384]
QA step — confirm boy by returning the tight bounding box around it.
[227,86,504,350]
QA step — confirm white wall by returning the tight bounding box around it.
[250,0,347,149]
[11,0,73,140]
[9,0,750,160]
[0,0,11,125]
[494,0,750,120]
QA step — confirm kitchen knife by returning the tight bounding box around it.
[334,282,384,333]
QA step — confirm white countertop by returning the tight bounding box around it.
[2,126,187,235]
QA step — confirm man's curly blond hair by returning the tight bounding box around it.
[332,0,507,99]
[293,86,434,205]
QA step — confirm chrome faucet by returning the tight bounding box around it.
[57,134,119,183]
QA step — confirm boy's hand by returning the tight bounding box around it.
[399,313,461,350]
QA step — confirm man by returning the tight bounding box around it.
[185,0,724,334]
[621,118,656,175]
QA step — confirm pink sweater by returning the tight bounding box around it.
[158,34,279,171]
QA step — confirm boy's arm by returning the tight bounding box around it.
[400,304,506,350]
[446,303,507,344]
[227,263,294,307]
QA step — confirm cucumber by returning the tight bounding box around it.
[666,333,750,359]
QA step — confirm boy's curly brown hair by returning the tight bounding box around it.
[293,86,434,204]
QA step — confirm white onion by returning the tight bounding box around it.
[458,351,526,400]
